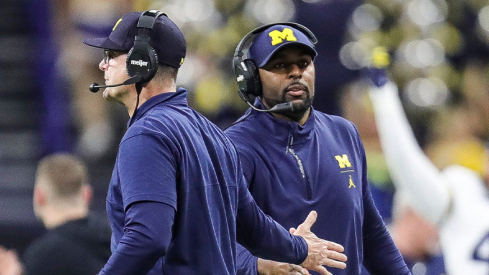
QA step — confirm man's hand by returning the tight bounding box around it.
[291,211,347,275]
[257,258,311,275]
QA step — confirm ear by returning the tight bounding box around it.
[81,185,93,205]
[33,185,47,208]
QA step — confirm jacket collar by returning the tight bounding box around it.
[127,87,188,127]
[250,99,316,145]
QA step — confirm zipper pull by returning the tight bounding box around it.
[285,132,293,154]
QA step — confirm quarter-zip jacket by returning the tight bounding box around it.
[225,100,410,275]
[103,89,308,275]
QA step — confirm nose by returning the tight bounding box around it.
[99,59,108,71]
[288,64,302,79]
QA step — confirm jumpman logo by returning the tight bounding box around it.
[348,175,356,188]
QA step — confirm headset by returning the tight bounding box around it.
[232,22,318,110]
[127,10,166,126]
[126,10,167,85]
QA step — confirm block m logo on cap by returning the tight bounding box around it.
[268,28,297,46]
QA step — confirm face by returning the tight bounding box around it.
[99,50,131,104]
[259,44,315,122]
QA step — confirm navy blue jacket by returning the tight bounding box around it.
[225,101,410,275]
[101,89,308,274]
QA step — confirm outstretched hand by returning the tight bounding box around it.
[291,211,347,275]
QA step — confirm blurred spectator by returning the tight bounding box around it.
[0,153,111,275]
[32,0,489,153]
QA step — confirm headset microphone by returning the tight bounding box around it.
[89,75,142,93]
[246,101,294,113]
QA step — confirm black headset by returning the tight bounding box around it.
[126,10,167,85]
[232,22,318,105]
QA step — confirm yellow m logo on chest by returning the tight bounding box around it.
[335,154,352,168]
[269,28,298,46]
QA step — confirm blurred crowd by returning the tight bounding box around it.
[35,0,489,161]
[35,0,363,159]
[3,0,489,274]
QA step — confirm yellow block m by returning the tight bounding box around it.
[335,154,352,168]
[268,28,297,46]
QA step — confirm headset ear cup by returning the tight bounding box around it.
[144,46,158,82]
[126,47,136,76]
[126,46,158,84]
[244,59,262,97]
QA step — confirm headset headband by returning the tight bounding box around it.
[138,10,166,29]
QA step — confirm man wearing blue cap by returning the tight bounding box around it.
[226,24,410,274]
[82,11,348,275]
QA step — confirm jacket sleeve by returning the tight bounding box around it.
[236,174,308,266]
[368,82,450,225]
[362,183,411,274]
[98,201,175,275]
[236,243,258,275]
[352,122,411,274]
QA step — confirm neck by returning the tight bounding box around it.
[127,79,177,118]
[41,206,88,229]
[270,107,311,126]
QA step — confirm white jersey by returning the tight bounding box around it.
[441,166,489,274]
[369,81,489,274]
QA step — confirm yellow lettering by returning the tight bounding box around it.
[268,28,298,46]
[335,154,352,168]
[113,18,123,31]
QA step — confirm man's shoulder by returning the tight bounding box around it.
[23,229,69,259]
[124,108,193,140]
[225,112,256,133]
[313,111,358,133]
[23,227,107,275]
[314,110,352,124]
[224,121,259,148]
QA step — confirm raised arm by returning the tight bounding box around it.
[367,72,451,225]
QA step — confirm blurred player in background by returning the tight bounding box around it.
[368,48,489,274]
[339,79,445,274]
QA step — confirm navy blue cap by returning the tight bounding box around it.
[248,24,317,67]
[83,11,186,68]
